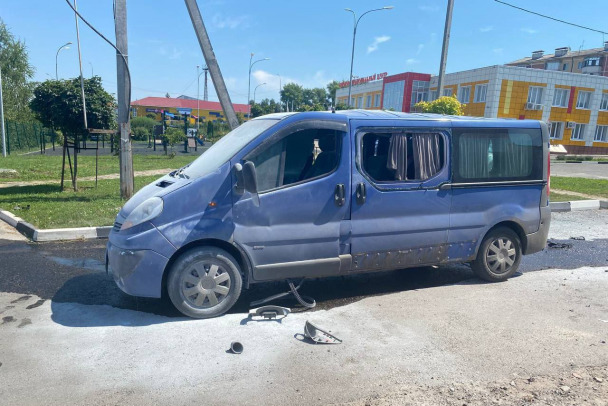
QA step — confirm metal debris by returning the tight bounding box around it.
[248,305,290,320]
[303,320,342,344]
[228,342,243,354]
[547,240,572,249]
[570,236,586,240]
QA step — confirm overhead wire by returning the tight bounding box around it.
[494,0,608,35]
[64,0,131,115]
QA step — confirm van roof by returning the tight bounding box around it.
[251,110,542,127]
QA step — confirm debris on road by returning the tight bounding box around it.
[250,279,316,309]
[570,236,586,240]
[547,240,573,249]
[228,342,243,354]
[248,305,290,320]
[303,320,342,344]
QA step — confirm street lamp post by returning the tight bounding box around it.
[253,83,267,106]
[196,65,200,134]
[55,42,72,80]
[247,53,269,117]
[344,6,393,108]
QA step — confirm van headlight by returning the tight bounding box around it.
[121,197,164,231]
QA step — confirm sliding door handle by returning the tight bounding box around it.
[356,182,366,205]
[334,184,345,207]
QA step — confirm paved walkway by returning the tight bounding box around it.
[551,161,608,180]
[0,169,171,189]
[552,188,606,200]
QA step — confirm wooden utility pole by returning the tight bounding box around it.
[184,0,239,130]
[437,0,454,99]
[115,0,134,198]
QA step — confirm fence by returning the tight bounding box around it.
[1,121,57,154]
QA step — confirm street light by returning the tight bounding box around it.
[253,83,267,105]
[248,53,269,117]
[55,41,72,80]
[344,6,393,108]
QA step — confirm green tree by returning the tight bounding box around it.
[131,116,157,140]
[30,77,116,136]
[163,127,184,154]
[326,80,340,106]
[0,19,35,121]
[414,96,465,116]
[280,83,303,110]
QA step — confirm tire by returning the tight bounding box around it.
[167,247,242,319]
[471,227,522,282]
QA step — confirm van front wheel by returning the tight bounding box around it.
[167,247,242,319]
[471,227,522,282]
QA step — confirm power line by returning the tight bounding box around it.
[494,0,608,35]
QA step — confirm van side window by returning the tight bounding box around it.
[453,128,543,182]
[248,128,342,192]
[361,132,444,182]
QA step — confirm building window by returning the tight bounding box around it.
[357,97,363,108]
[350,97,355,106]
[430,90,438,100]
[584,57,600,67]
[383,80,405,111]
[374,93,380,107]
[366,95,372,108]
[549,122,564,139]
[571,123,586,140]
[546,62,559,70]
[443,88,452,97]
[595,126,608,142]
[562,63,568,71]
[600,93,608,111]
[577,61,583,69]
[576,91,592,109]
[552,88,569,107]
[411,80,429,107]
[474,84,487,103]
[458,86,471,103]
[527,86,544,105]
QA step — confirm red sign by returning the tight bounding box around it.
[339,72,388,88]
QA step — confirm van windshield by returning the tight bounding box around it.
[182,119,279,179]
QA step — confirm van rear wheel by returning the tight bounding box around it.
[167,247,242,319]
[471,227,522,282]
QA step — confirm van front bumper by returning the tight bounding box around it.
[524,205,551,255]
[106,241,169,298]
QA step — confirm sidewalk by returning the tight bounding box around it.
[0,169,171,189]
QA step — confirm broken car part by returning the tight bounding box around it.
[303,320,342,344]
[229,342,243,354]
[250,279,316,309]
[547,240,572,249]
[248,305,291,320]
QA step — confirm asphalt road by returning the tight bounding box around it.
[0,210,607,405]
[551,161,608,180]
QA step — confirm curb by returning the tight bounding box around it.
[549,200,607,212]
[0,209,111,242]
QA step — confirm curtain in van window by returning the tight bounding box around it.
[492,133,532,178]
[458,134,491,179]
[412,133,441,180]
[387,133,408,180]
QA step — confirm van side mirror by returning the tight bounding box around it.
[234,161,259,207]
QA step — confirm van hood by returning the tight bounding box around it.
[118,174,192,219]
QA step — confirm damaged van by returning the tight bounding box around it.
[106,110,551,318]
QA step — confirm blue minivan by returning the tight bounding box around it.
[107,110,551,318]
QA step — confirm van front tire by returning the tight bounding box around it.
[471,227,522,282]
[167,247,242,319]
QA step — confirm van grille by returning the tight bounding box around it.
[113,221,123,232]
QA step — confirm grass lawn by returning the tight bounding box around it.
[551,176,608,199]
[550,192,586,202]
[0,176,159,229]
[0,153,197,182]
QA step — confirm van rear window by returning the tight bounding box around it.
[452,128,543,183]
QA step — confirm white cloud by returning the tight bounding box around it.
[212,13,249,29]
[493,48,504,55]
[418,5,439,12]
[406,58,420,66]
[252,69,333,93]
[480,26,493,33]
[416,44,424,55]
[521,27,538,34]
[367,36,391,54]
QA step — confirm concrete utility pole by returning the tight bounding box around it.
[0,62,6,157]
[115,0,134,199]
[184,0,239,130]
[203,66,209,101]
[436,0,454,99]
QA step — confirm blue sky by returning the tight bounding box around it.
[1,0,606,104]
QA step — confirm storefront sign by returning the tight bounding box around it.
[339,72,388,88]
